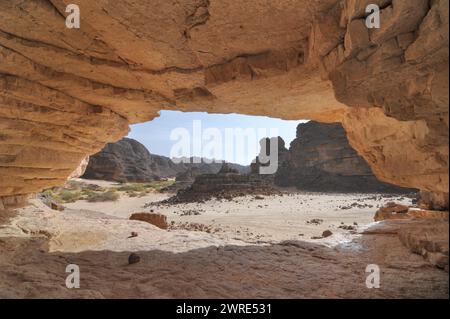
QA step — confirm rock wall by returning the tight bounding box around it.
[0,0,448,202]
[250,137,290,181]
[253,122,415,193]
[82,138,161,183]
[82,137,249,183]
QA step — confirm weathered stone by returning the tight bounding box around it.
[129,213,168,230]
[83,137,249,183]
[0,0,447,202]
[273,121,415,193]
[344,19,370,58]
[167,163,280,203]
[370,0,429,45]
[128,253,141,265]
[68,157,90,180]
[322,230,333,238]
[50,202,64,211]
[83,138,162,183]
[419,191,449,211]
[340,0,391,27]
[398,219,449,270]
[374,203,409,221]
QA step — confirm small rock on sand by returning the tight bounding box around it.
[322,230,333,238]
[128,253,140,265]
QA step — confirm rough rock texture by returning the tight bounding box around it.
[82,137,249,182]
[419,190,449,211]
[129,212,168,230]
[0,199,448,298]
[250,137,290,181]
[273,121,415,193]
[374,203,449,222]
[68,156,89,180]
[83,138,163,182]
[0,0,448,202]
[166,164,279,203]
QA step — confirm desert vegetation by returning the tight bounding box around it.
[38,179,175,204]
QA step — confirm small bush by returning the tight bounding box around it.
[86,191,120,202]
[117,183,146,192]
[127,191,139,197]
[81,189,96,197]
[143,180,175,191]
[59,190,82,203]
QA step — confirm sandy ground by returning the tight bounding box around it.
[0,179,448,298]
[64,179,414,246]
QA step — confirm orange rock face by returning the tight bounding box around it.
[0,0,448,204]
[129,213,169,230]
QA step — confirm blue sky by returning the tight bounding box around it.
[128,111,306,165]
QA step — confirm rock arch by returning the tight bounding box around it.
[0,0,448,207]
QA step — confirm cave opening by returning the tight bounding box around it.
[1,111,447,299]
[43,110,418,248]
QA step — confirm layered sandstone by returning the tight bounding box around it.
[166,164,279,203]
[273,121,415,193]
[0,0,448,203]
[83,138,166,182]
[82,137,249,183]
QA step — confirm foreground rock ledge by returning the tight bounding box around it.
[0,0,448,203]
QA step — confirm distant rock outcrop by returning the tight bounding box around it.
[250,137,289,181]
[164,163,280,203]
[253,122,416,193]
[82,138,161,183]
[82,138,250,183]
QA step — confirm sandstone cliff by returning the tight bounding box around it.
[272,121,416,193]
[82,138,162,182]
[82,138,249,183]
[0,0,448,207]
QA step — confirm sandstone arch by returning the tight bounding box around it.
[0,0,448,207]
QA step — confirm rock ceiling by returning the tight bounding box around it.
[0,0,448,203]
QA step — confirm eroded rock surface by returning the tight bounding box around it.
[165,164,279,203]
[83,138,163,182]
[0,198,448,298]
[82,137,249,183]
[254,121,416,193]
[0,0,448,200]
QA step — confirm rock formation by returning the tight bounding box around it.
[0,0,448,207]
[272,121,416,193]
[250,137,290,182]
[68,156,90,180]
[82,138,161,182]
[129,212,169,230]
[166,163,279,203]
[82,137,249,183]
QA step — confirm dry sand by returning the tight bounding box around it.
[64,179,415,246]
[0,179,447,298]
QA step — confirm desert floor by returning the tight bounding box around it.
[0,179,448,298]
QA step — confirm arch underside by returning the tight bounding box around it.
[0,0,448,202]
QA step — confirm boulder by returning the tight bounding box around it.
[322,230,333,238]
[374,203,410,221]
[128,253,141,265]
[129,213,168,230]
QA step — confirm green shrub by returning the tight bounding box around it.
[59,190,82,203]
[86,191,120,202]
